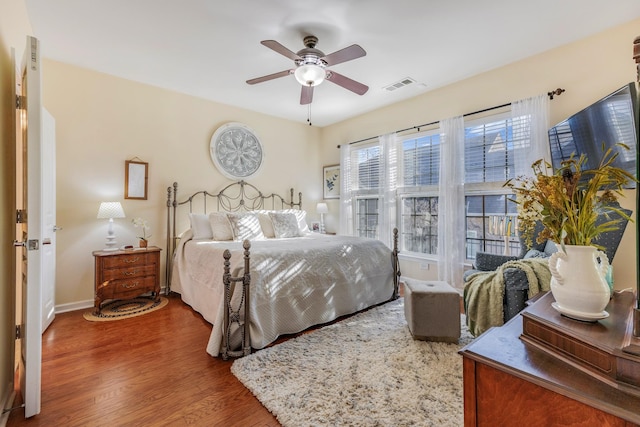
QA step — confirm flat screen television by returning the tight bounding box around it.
[547,82,639,188]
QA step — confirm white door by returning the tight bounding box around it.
[41,109,56,333]
[13,35,44,418]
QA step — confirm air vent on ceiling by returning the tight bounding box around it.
[383,77,417,92]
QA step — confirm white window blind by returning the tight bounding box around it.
[353,145,380,190]
[465,116,515,185]
[402,134,441,187]
[350,144,381,239]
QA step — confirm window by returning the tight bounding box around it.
[400,195,438,254]
[465,117,514,184]
[403,134,440,186]
[345,112,525,261]
[397,132,441,255]
[351,145,380,238]
[355,197,379,238]
[464,115,519,260]
[465,194,518,259]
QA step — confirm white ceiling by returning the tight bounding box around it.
[25,0,640,127]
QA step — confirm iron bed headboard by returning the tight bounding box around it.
[165,180,302,292]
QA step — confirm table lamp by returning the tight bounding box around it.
[97,201,126,251]
[316,202,329,234]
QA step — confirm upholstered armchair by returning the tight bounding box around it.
[463,205,631,324]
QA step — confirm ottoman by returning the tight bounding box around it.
[403,279,461,343]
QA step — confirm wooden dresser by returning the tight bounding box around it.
[92,246,161,314]
[460,293,640,426]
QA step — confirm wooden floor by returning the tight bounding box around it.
[7,293,280,426]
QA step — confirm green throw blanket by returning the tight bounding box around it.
[464,257,551,337]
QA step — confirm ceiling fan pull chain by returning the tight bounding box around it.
[307,103,312,126]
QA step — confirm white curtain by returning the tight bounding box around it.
[512,94,551,177]
[438,116,465,290]
[378,133,397,248]
[339,143,353,235]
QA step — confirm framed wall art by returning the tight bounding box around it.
[210,122,264,179]
[125,159,148,200]
[323,165,340,199]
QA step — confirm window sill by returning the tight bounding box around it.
[398,252,476,269]
[398,252,437,263]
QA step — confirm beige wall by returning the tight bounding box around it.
[43,60,322,307]
[320,18,640,289]
[0,0,32,410]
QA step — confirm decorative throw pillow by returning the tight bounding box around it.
[280,209,310,234]
[226,213,265,241]
[269,212,302,238]
[189,213,213,240]
[209,212,234,241]
[256,211,276,238]
[523,249,548,259]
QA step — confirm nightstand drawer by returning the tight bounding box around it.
[102,252,156,269]
[102,264,156,281]
[110,275,156,294]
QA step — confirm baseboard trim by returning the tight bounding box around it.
[0,382,16,427]
[55,299,93,314]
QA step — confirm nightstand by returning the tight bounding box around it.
[92,246,161,314]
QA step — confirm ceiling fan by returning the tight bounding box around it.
[246,35,369,105]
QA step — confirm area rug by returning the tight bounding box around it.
[83,296,168,322]
[231,298,473,426]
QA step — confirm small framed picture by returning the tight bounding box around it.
[125,160,148,200]
[323,165,340,199]
[311,221,320,232]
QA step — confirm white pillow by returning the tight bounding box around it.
[256,211,276,238]
[281,209,310,234]
[189,213,213,240]
[269,212,302,238]
[226,213,265,241]
[209,212,234,241]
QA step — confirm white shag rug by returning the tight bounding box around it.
[231,298,474,427]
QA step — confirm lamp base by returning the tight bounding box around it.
[103,235,118,251]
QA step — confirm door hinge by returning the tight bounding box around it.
[16,209,26,224]
[15,324,23,340]
[16,94,26,110]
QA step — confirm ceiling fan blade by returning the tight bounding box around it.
[326,71,369,95]
[246,70,293,85]
[300,85,314,105]
[321,44,366,66]
[261,40,302,61]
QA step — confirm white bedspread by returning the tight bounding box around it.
[171,232,394,356]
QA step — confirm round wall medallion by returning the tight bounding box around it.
[210,122,264,179]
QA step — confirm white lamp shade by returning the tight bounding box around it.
[294,64,326,86]
[97,202,126,219]
[316,202,329,214]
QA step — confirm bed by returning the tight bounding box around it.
[166,181,400,358]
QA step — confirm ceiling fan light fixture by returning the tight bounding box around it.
[294,64,326,86]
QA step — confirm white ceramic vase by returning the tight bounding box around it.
[548,245,611,321]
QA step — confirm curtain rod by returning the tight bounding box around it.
[336,88,565,148]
